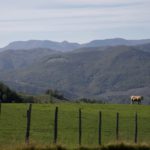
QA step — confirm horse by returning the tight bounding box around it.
[130,96,144,104]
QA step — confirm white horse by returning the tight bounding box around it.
[131,96,144,104]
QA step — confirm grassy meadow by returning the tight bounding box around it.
[0,103,149,148]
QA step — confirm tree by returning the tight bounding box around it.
[0,82,22,102]
[45,89,67,101]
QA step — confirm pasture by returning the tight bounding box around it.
[0,103,149,148]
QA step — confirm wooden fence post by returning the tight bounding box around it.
[54,106,58,144]
[98,111,102,145]
[0,102,1,115]
[79,108,82,145]
[134,112,138,143]
[25,104,32,144]
[116,112,119,141]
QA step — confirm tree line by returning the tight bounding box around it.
[0,82,67,103]
[0,82,104,103]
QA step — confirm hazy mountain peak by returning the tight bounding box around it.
[82,38,150,48]
[1,40,80,52]
[62,40,69,44]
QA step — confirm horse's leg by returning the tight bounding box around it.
[132,100,134,104]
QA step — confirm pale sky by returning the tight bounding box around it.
[0,0,150,47]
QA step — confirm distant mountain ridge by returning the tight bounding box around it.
[82,38,150,47]
[1,38,150,52]
[0,40,80,52]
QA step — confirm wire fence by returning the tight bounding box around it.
[0,103,150,146]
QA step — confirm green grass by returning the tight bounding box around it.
[0,103,149,148]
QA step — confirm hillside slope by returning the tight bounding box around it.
[0,44,150,104]
[0,48,59,71]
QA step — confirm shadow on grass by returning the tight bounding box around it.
[79,143,150,150]
[1,143,150,150]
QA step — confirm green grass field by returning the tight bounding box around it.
[0,103,149,148]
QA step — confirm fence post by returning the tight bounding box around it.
[134,112,138,143]
[54,106,58,144]
[116,112,119,141]
[25,104,32,144]
[0,102,1,115]
[98,111,102,145]
[79,108,82,145]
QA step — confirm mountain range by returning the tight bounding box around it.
[0,38,150,104]
[1,38,150,52]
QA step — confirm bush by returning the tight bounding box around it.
[78,98,104,104]
[45,89,67,100]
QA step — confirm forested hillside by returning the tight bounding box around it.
[0,44,150,104]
